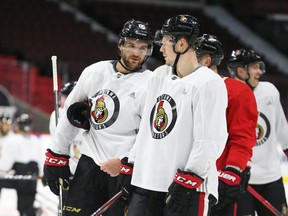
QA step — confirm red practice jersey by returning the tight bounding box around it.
[216,77,258,171]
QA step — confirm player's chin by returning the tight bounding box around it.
[129,61,142,70]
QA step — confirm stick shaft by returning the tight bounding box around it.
[51,55,59,124]
[51,55,63,216]
[0,174,41,181]
[91,191,123,216]
[247,185,283,216]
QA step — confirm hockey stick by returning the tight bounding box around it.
[91,190,123,216]
[0,174,41,181]
[51,55,64,216]
[247,185,284,216]
[51,55,59,126]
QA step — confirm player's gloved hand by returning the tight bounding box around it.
[43,149,70,195]
[166,169,203,214]
[240,166,251,194]
[67,100,91,130]
[117,157,134,200]
[215,166,242,210]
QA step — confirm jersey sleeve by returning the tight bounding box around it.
[50,69,90,155]
[0,137,17,171]
[222,86,258,171]
[273,87,288,150]
[184,78,228,178]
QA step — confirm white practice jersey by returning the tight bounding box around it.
[250,81,288,184]
[0,133,43,173]
[129,65,228,199]
[51,60,152,165]
[49,108,84,174]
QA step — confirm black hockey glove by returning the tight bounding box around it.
[166,169,204,214]
[117,157,135,200]
[215,167,243,210]
[240,166,251,194]
[43,149,70,196]
[67,100,90,130]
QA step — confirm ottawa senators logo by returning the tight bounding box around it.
[89,89,120,130]
[256,112,271,146]
[154,101,168,132]
[150,94,177,139]
[91,96,108,123]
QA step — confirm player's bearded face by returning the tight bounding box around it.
[120,39,148,70]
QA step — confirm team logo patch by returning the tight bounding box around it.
[150,94,177,139]
[256,112,271,146]
[89,89,120,130]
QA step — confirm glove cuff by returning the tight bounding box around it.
[45,149,69,166]
[218,167,242,185]
[120,157,133,175]
[173,169,203,189]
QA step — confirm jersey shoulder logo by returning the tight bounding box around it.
[89,89,120,130]
[150,94,177,139]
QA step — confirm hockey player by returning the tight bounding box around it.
[233,49,288,215]
[43,19,154,215]
[118,15,228,216]
[195,35,258,215]
[0,113,43,215]
[0,113,14,194]
[0,113,13,139]
[49,81,81,174]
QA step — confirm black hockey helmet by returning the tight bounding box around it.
[119,19,154,56]
[227,49,262,77]
[195,34,224,66]
[0,113,13,124]
[60,81,77,96]
[16,113,32,132]
[155,14,200,46]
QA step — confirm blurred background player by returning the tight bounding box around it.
[0,113,13,139]
[49,81,81,175]
[195,34,258,215]
[0,113,43,216]
[43,19,154,215]
[0,113,14,196]
[49,81,77,135]
[229,49,288,215]
[118,14,228,216]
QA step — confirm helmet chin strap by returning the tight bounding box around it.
[236,67,255,90]
[172,44,190,76]
[246,80,255,90]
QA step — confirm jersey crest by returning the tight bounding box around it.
[256,112,271,146]
[89,89,120,130]
[150,94,177,139]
